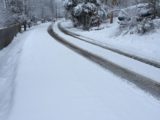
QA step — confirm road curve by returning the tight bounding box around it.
[58,23,160,69]
[48,24,160,100]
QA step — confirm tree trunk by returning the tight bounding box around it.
[110,12,113,24]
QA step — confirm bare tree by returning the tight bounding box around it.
[3,0,7,8]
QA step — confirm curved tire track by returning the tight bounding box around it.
[58,23,160,69]
[48,24,160,100]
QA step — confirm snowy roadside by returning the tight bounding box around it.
[0,25,41,120]
[62,19,160,64]
[0,34,25,119]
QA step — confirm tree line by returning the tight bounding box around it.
[1,0,64,23]
[64,0,160,31]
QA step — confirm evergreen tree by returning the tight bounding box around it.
[64,0,106,30]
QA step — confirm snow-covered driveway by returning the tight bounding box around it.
[0,23,159,120]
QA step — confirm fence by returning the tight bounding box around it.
[0,24,21,50]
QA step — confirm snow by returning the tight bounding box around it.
[0,9,17,28]
[0,22,160,120]
[119,3,151,17]
[73,3,83,16]
[62,19,160,65]
[55,20,160,83]
[0,29,30,120]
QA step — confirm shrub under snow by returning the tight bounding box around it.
[118,3,160,34]
[64,0,106,30]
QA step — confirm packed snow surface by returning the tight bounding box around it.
[0,23,160,120]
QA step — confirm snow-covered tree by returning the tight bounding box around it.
[117,2,160,34]
[64,0,106,30]
[147,0,160,18]
[8,0,24,14]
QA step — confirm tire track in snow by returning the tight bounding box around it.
[58,22,160,69]
[48,24,160,100]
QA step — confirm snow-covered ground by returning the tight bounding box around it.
[0,27,31,120]
[62,19,160,64]
[0,22,160,120]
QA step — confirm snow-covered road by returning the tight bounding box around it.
[53,21,160,98]
[60,21,160,68]
[62,20,160,66]
[0,23,160,120]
